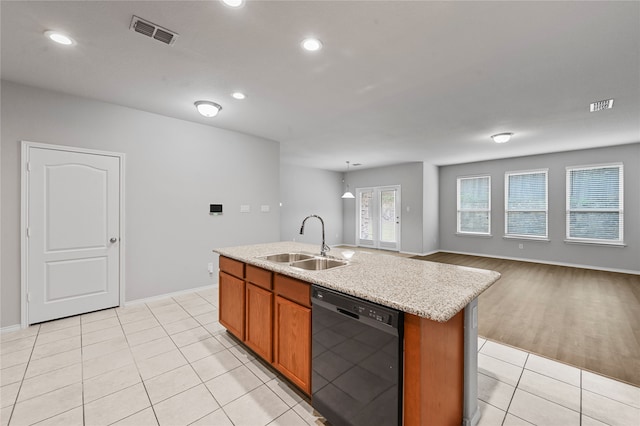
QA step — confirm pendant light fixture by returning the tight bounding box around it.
[341,161,355,199]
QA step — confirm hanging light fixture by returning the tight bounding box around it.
[341,161,355,199]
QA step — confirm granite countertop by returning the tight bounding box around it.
[214,242,501,323]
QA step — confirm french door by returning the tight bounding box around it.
[356,185,401,251]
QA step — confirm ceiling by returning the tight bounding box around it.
[2,1,639,171]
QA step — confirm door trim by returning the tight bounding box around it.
[20,141,126,328]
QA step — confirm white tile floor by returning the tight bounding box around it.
[0,288,638,426]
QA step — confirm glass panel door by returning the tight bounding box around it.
[356,186,401,251]
[357,189,375,247]
[379,188,399,249]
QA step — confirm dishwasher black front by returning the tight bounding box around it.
[311,285,403,426]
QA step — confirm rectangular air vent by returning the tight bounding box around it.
[130,16,178,46]
[590,99,614,112]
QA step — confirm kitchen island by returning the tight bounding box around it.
[214,242,501,426]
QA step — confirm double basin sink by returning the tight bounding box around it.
[258,252,349,271]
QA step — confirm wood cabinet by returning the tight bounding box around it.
[219,257,245,340]
[274,295,311,394]
[218,257,311,395]
[245,283,273,361]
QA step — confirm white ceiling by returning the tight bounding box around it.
[2,1,639,171]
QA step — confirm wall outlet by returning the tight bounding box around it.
[207,262,214,273]
[518,243,524,249]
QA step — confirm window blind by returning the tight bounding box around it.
[457,176,491,234]
[505,170,548,238]
[566,164,623,242]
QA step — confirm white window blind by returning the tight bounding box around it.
[505,170,548,238]
[566,164,623,243]
[457,176,491,235]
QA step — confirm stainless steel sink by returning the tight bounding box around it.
[290,257,349,271]
[259,252,315,263]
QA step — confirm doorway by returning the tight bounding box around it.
[21,142,125,326]
[356,185,401,251]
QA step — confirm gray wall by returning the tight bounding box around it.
[279,164,343,249]
[422,163,440,254]
[439,143,640,272]
[342,162,426,254]
[1,81,280,327]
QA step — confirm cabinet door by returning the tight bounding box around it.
[274,295,311,394]
[246,283,273,361]
[219,271,245,340]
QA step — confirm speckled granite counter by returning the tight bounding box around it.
[214,242,500,322]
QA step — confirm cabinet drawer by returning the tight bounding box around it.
[246,264,273,290]
[219,256,244,279]
[274,274,311,308]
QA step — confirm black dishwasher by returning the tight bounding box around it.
[311,285,403,426]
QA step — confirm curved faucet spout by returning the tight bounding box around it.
[299,214,330,256]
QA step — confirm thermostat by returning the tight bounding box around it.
[210,204,223,215]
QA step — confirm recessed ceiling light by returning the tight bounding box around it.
[231,92,246,100]
[44,30,75,45]
[301,38,322,52]
[491,133,513,144]
[221,0,244,8]
[195,101,222,117]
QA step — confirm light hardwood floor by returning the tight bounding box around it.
[413,252,640,386]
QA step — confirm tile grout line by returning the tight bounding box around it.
[500,352,529,426]
[117,303,161,426]
[5,324,40,426]
[81,317,85,426]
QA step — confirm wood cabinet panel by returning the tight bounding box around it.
[403,311,464,426]
[274,274,311,308]
[245,283,273,361]
[219,256,244,279]
[246,264,273,290]
[219,271,245,340]
[274,295,311,394]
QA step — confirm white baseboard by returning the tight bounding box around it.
[401,249,439,257]
[2,284,218,333]
[1,324,22,334]
[439,250,640,275]
[124,284,217,307]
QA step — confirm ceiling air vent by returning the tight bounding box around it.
[130,16,178,46]
[590,99,614,112]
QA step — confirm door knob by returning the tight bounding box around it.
[110,237,118,243]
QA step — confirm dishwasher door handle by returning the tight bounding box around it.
[336,307,359,320]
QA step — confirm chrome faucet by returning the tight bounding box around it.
[299,214,330,257]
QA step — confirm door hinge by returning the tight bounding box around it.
[27,162,31,172]
[27,293,32,303]
[26,227,31,237]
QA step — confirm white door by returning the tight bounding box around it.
[356,185,401,251]
[24,144,122,324]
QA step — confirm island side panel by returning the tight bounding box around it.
[404,311,464,426]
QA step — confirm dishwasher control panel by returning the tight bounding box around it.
[312,286,401,329]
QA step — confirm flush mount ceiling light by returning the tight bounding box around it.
[341,161,355,199]
[44,30,75,45]
[301,38,323,52]
[194,101,222,117]
[221,0,244,8]
[231,92,246,100]
[491,132,513,144]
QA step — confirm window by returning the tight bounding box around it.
[504,170,548,239]
[566,163,623,244]
[457,176,491,235]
